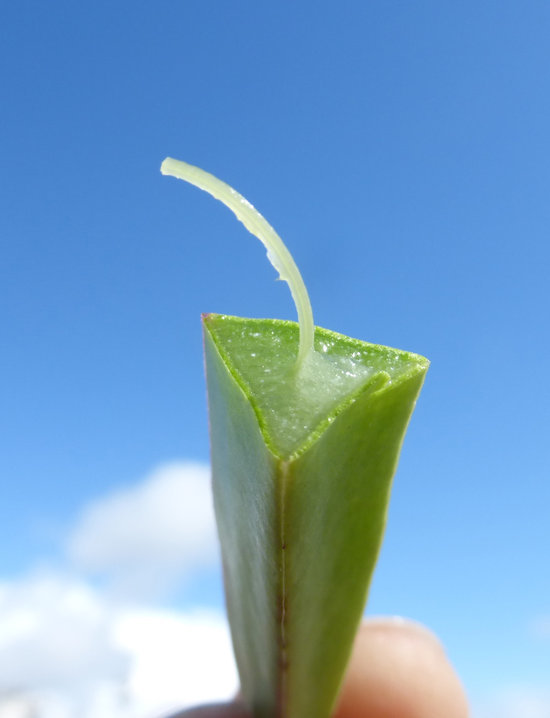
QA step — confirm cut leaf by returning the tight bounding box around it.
[204,313,428,718]
[161,157,429,718]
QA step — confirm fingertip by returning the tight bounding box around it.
[333,618,469,718]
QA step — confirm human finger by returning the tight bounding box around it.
[333,617,469,718]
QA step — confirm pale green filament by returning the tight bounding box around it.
[161,157,314,368]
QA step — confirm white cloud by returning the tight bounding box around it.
[0,696,35,718]
[67,462,218,595]
[0,460,238,717]
[114,608,238,717]
[474,686,550,718]
[0,574,237,718]
[0,574,127,692]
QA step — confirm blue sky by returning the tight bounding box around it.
[1,2,549,715]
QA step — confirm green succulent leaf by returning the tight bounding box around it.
[204,314,428,718]
[161,158,429,718]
